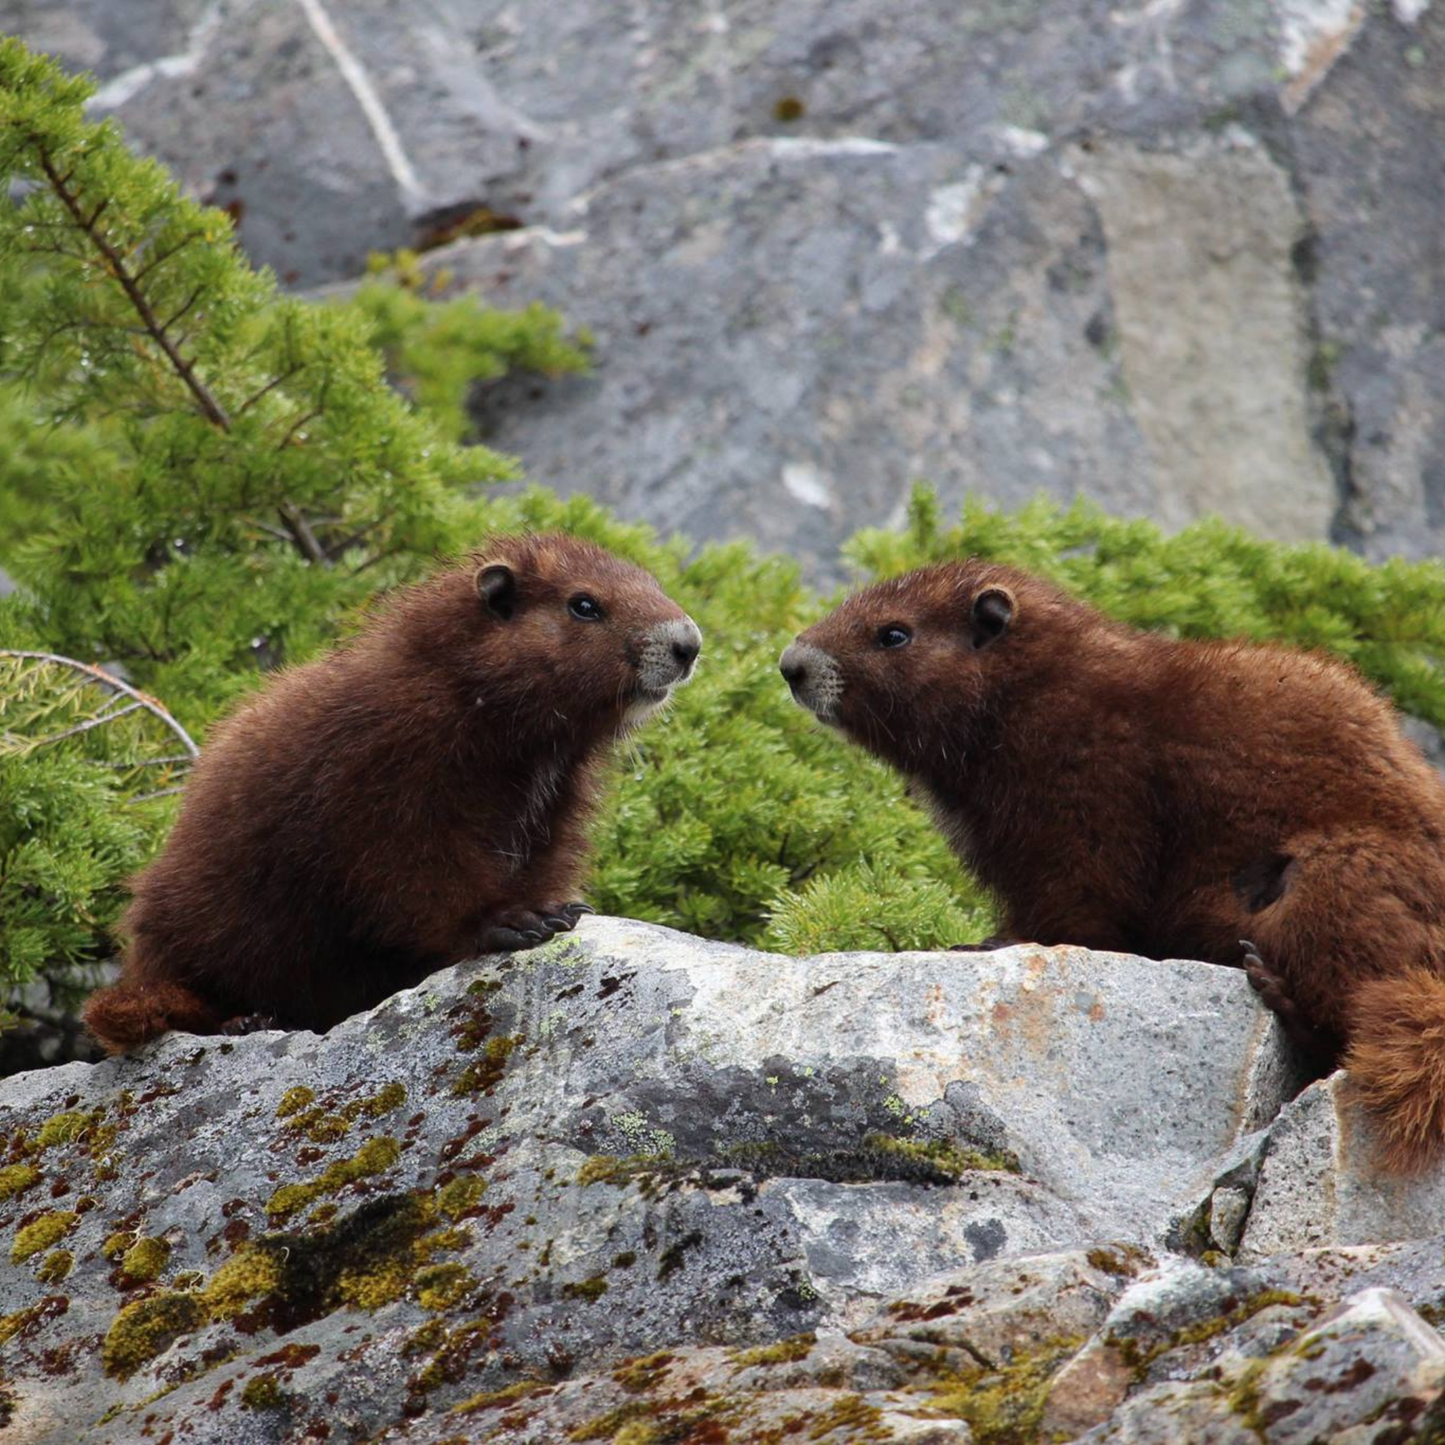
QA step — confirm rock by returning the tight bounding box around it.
[1241,1073,1445,1258]
[0,917,1298,1441]
[8,1,1444,574]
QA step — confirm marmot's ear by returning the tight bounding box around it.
[969,587,1014,650]
[476,563,517,620]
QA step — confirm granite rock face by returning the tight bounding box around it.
[7,0,1442,574]
[2,917,1444,1442]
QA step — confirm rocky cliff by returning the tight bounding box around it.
[7,0,1443,575]
[4,918,1445,1441]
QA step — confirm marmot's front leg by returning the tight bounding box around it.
[477,901,594,954]
[1241,939,1342,1074]
[949,934,1018,953]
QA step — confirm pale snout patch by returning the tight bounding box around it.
[778,641,844,725]
[626,616,703,728]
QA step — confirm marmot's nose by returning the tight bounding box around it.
[779,645,808,691]
[671,635,700,670]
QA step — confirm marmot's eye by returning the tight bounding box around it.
[569,594,604,621]
[877,624,912,649]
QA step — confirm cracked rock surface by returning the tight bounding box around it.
[3,917,1444,1441]
[7,0,1441,574]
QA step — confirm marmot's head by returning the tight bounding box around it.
[405,533,700,740]
[780,561,1035,772]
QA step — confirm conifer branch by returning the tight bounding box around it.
[0,651,200,758]
[37,150,232,431]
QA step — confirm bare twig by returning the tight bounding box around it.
[236,365,303,416]
[0,651,200,757]
[276,501,327,565]
[25,699,146,748]
[130,784,188,804]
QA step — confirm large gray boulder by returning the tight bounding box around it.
[7,0,1442,574]
[3,917,1444,1442]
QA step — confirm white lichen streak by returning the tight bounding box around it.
[89,2,225,110]
[294,0,427,204]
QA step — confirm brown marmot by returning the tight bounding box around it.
[84,533,701,1051]
[780,560,1445,1173]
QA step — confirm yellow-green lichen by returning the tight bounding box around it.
[201,1245,285,1320]
[275,1086,316,1119]
[612,1351,675,1394]
[862,1132,1020,1178]
[1086,1244,1154,1278]
[1105,1289,1308,1376]
[35,1249,73,1284]
[11,1210,79,1262]
[575,1153,673,1188]
[452,1380,552,1414]
[560,1274,608,1301]
[35,1111,96,1148]
[923,1335,1085,1444]
[120,1236,171,1282]
[279,1081,409,1143]
[240,1373,289,1409]
[101,1230,136,1260]
[437,1174,487,1219]
[265,1136,401,1221]
[731,1332,816,1369]
[0,1164,40,1200]
[453,1035,518,1096]
[102,1291,206,1379]
[415,1263,473,1311]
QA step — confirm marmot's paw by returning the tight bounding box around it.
[477,902,595,954]
[220,1012,278,1035]
[948,934,1014,953]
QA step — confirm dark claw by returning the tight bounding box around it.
[478,926,531,954]
[563,902,596,922]
[541,914,575,933]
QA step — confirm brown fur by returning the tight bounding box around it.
[84,534,694,1051]
[788,561,1445,1173]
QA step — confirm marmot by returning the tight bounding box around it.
[84,534,701,1051]
[780,560,1445,1173]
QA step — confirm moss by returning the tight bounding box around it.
[453,1380,551,1414]
[35,1110,96,1148]
[280,1081,409,1143]
[560,1274,608,1301]
[36,1249,73,1284]
[201,1245,285,1320]
[102,1231,136,1260]
[0,1297,66,1348]
[0,1164,40,1200]
[575,1153,674,1188]
[415,1263,473,1311]
[102,1291,206,1378]
[861,1132,1020,1178]
[804,1396,889,1440]
[275,1086,315,1119]
[120,1236,171,1282]
[11,1210,79,1262]
[265,1135,401,1221]
[453,1035,519,1096]
[731,1332,816,1369]
[613,1351,675,1394]
[1106,1288,1308,1375]
[437,1175,487,1220]
[240,1373,288,1409]
[925,1335,1084,1443]
[1085,1244,1154,1278]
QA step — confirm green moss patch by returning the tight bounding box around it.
[453,1035,519,1096]
[265,1136,400,1221]
[11,1210,78,1262]
[730,1332,816,1369]
[278,1081,409,1144]
[102,1291,206,1379]
[35,1249,73,1284]
[119,1236,171,1282]
[924,1335,1085,1443]
[0,1164,40,1200]
[453,1380,553,1415]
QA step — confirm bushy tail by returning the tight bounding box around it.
[1345,967,1445,1174]
[82,978,224,1054]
